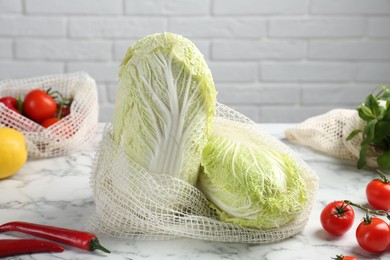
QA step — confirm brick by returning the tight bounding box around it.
[113,39,210,61]
[260,62,355,82]
[15,39,112,61]
[0,16,66,36]
[208,63,257,83]
[269,18,364,38]
[96,84,108,104]
[169,18,266,38]
[368,18,390,38]
[309,40,390,60]
[301,84,374,105]
[106,83,118,103]
[67,62,119,82]
[189,39,210,59]
[311,0,390,14]
[216,83,300,105]
[99,104,115,122]
[113,40,136,61]
[69,17,166,38]
[213,0,308,15]
[0,0,22,12]
[259,106,343,123]
[125,0,209,15]
[0,39,12,58]
[0,61,64,79]
[217,86,260,105]
[356,63,390,82]
[25,0,122,14]
[212,40,305,60]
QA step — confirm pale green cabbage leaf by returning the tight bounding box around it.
[198,118,307,229]
[113,33,217,185]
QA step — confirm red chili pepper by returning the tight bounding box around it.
[0,221,110,253]
[0,239,64,257]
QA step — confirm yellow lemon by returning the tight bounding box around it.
[0,127,28,179]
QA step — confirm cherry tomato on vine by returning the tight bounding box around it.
[340,257,357,260]
[41,117,60,128]
[23,89,57,123]
[366,177,390,211]
[320,201,355,236]
[332,255,358,260]
[355,216,390,253]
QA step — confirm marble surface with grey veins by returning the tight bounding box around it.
[0,124,388,260]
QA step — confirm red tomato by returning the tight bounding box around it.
[356,216,390,253]
[341,257,358,260]
[57,105,71,118]
[320,201,355,236]
[41,117,60,128]
[0,96,20,113]
[23,89,57,122]
[366,178,390,211]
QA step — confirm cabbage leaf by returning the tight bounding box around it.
[113,33,217,185]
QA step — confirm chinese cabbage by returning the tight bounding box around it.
[198,118,307,229]
[113,33,217,185]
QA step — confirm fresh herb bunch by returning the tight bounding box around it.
[347,86,390,170]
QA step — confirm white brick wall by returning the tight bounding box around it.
[0,0,389,123]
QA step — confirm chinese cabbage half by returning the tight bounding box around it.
[198,118,308,229]
[113,33,217,185]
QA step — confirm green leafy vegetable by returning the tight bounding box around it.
[198,119,307,229]
[113,32,217,185]
[347,86,390,170]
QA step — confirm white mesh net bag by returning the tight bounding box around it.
[88,103,319,243]
[285,109,379,168]
[0,71,98,158]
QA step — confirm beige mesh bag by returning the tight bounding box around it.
[0,72,99,158]
[285,109,379,168]
[88,103,319,243]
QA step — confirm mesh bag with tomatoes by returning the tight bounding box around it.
[0,72,98,158]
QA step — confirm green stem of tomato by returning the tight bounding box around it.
[46,90,72,119]
[16,97,23,113]
[48,90,72,105]
[343,200,390,220]
[377,169,389,183]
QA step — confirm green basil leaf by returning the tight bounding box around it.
[384,106,390,121]
[378,106,386,119]
[364,94,375,107]
[357,143,368,169]
[371,97,380,117]
[364,120,377,142]
[379,86,390,100]
[377,151,390,169]
[347,129,362,141]
[358,106,375,121]
[374,121,390,144]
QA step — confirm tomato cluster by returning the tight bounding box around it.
[0,89,72,128]
[321,171,390,255]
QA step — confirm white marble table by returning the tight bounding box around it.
[0,123,388,260]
